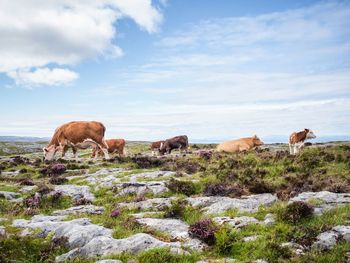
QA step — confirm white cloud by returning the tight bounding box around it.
[7,68,79,87]
[0,0,162,86]
[157,2,350,48]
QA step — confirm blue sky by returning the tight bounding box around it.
[0,0,349,142]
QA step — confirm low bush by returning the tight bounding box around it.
[188,219,218,245]
[167,178,197,196]
[278,201,314,223]
[203,182,245,197]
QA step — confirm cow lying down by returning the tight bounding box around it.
[216,135,264,153]
[43,121,110,161]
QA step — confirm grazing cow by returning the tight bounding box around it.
[159,135,188,155]
[150,140,165,155]
[43,121,110,161]
[92,139,126,158]
[216,135,264,153]
[289,128,316,155]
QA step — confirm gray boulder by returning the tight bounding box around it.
[56,233,183,262]
[187,194,277,214]
[290,191,350,215]
[52,205,105,215]
[312,225,350,250]
[54,185,95,201]
[113,181,168,196]
[0,190,21,200]
[118,198,175,211]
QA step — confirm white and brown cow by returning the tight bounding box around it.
[92,139,126,158]
[289,128,316,155]
[150,140,165,156]
[216,135,264,153]
[43,121,110,161]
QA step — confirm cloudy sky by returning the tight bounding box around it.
[0,0,349,142]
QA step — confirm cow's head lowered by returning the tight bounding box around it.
[43,144,62,161]
[304,128,316,140]
[252,135,264,146]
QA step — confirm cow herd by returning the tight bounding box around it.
[43,121,316,161]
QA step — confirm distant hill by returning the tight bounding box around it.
[0,136,49,142]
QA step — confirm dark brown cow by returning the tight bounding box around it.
[150,140,165,155]
[92,139,126,158]
[289,128,316,154]
[43,121,109,161]
[159,135,188,155]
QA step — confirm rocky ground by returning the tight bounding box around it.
[0,141,349,263]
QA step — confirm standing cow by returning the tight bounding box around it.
[43,121,110,161]
[150,140,165,156]
[289,128,316,155]
[159,135,188,155]
[92,139,126,158]
[216,135,264,153]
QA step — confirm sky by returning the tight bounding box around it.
[0,0,349,142]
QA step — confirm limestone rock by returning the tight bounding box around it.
[128,171,176,182]
[0,190,21,200]
[56,233,183,262]
[187,194,277,214]
[52,205,105,215]
[113,181,168,196]
[54,185,95,201]
[119,198,175,211]
[290,191,350,215]
[213,216,260,229]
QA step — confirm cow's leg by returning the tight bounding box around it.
[293,144,298,154]
[71,146,79,160]
[61,145,68,158]
[289,143,293,155]
[93,138,110,159]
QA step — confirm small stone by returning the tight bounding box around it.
[243,235,258,242]
[0,191,21,200]
[0,226,6,237]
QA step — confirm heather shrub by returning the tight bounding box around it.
[18,177,35,186]
[73,197,91,206]
[188,219,218,245]
[203,182,245,197]
[111,208,121,218]
[49,176,67,185]
[278,201,314,223]
[167,178,197,196]
[41,163,66,176]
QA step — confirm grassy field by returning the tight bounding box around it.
[0,141,349,262]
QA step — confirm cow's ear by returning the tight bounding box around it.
[304,128,309,132]
[254,134,258,138]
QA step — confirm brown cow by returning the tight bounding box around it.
[159,135,188,155]
[92,139,126,158]
[289,128,316,155]
[150,140,165,155]
[216,135,264,153]
[43,121,110,161]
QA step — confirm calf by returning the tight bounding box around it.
[159,135,188,155]
[92,139,126,158]
[150,140,165,156]
[289,128,316,154]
